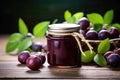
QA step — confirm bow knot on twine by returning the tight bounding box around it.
[46,31,93,56]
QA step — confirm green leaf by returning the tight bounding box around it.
[112,23,120,31]
[18,38,33,53]
[9,33,23,42]
[64,10,72,21]
[66,16,76,23]
[98,38,110,54]
[18,18,28,35]
[33,21,50,37]
[6,41,19,53]
[6,33,23,53]
[104,10,114,24]
[87,13,104,24]
[93,24,103,31]
[82,50,96,63]
[73,12,84,23]
[94,54,107,67]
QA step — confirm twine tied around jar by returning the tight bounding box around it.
[46,31,93,56]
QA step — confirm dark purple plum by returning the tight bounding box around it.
[104,51,114,60]
[77,17,90,30]
[98,30,111,40]
[114,48,120,55]
[35,53,46,64]
[85,30,98,40]
[18,51,30,64]
[26,55,42,70]
[107,54,120,67]
[109,27,119,39]
[79,29,86,37]
[30,42,43,52]
[23,33,34,39]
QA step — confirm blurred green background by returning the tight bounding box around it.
[1,0,120,34]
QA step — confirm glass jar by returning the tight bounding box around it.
[46,24,81,68]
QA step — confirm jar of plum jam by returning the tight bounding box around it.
[46,24,81,68]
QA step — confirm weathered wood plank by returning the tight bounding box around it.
[0,35,9,53]
[0,54,17,63]
[0,68,120,79]
[0,62,120,79]
[0,62,117,70]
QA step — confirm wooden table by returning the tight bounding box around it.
[0,35,120,80]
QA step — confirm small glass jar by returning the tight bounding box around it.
[46,24,81,68]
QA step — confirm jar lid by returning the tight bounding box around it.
[48,24,80,33]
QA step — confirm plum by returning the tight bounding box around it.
[77,17,90,30]
[26,55,42,70]
[18,51,30,64]
[107,54,120,67]
[98,30,111,40]
[30,42,43,52]
[109,27,119,39]
[85,30,98,40]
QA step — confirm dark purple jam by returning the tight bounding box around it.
[46,35,81,67]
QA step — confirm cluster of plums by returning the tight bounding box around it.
[18,33,47,70]
[77,17,120,67]
[104,48,120,67]
[77,17,119,40]
[18,51,46,70]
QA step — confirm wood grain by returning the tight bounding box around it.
[0,62,120,79]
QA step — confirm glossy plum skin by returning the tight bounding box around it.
[30,42,43,52]
[34,53,46,64]
[107,54,120,67]
[98,30,111,40]
[85,30,98,40]
[104,51,114,60]
[77,17,90,30]
[18,51,30,64]
[79,29,86,37]
[23,33,34,39]
[38,54,46,64]
[114,48,120,55]
[109,27,119,39]
[26,55,42,70]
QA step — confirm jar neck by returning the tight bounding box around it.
[46,31,78,36]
